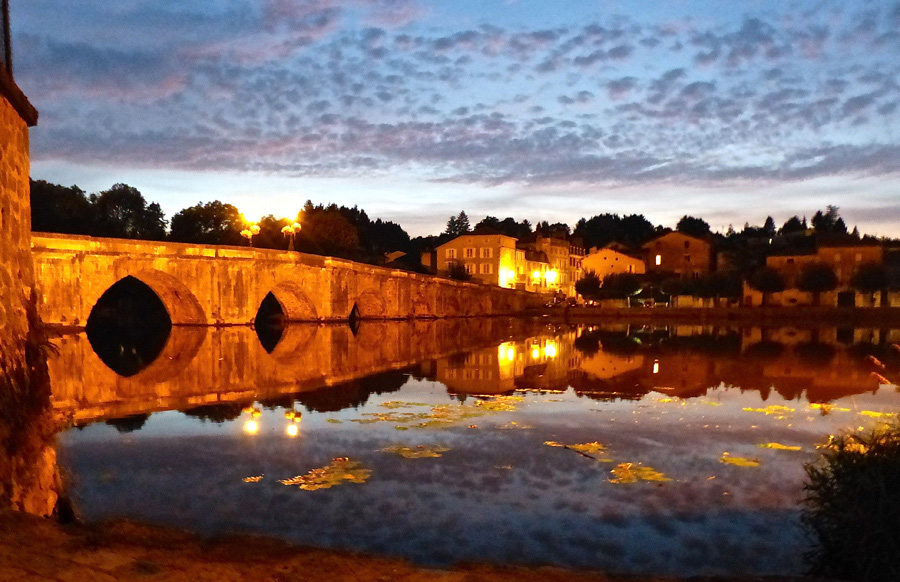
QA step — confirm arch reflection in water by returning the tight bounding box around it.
[86,276,172,377]
[255,292,285,353]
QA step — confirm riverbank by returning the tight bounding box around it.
[0,511,836,582]
[530,305,900,326]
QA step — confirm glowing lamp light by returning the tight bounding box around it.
[653,360,660,374]
[286,424,299,437]
[531,347,540,359]
[507,347,515,361]
[544,342,557,358]
[545,270,558,283]
[532,270,542,279]
[244,420,259,434]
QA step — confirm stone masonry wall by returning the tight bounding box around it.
[0,93,33,369]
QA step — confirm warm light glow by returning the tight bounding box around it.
[545,270,558,283]
[653,360,659,374]
[532,347,540,359]
[250,224,261,235]
[532,270,542,279]
[286,424,299,437]
[244,420,259,434]
[507,347,515,361]
[544,342,557,358]
[655,254,662,266]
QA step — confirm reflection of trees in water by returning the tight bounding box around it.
[86,276,171,376]
[744,341,785,360]
[795,342,837,365]
[569,369,651,402]
[295,369,411,413]
[181,403,246,423]
[105,413,151,433]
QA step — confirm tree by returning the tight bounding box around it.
[92,183,167,240]
[446,262,471,281]
[798,263,839,306]
[851,263,887,305]
[600,273,642,300]
[779,216,807,236]
[762,216,776,238]
[676,215,711,238]
[169,201,244,245]
[30,179,95,235]
[445,211,470,237]
[574,271,602,300]
[749,267,786,306]
[811,205,847,235]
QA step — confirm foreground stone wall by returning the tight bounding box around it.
[32,233,538,326]
[0,92,33,368]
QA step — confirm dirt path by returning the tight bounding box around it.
[0,511,830,582]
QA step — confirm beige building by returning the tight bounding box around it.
[642,231,713,276]
[582,247,645,279]
[435,233,584,296]
[435,233,519,288]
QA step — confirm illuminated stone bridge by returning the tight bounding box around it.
[31,233,534,327]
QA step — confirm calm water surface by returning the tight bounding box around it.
[50,319,900,577]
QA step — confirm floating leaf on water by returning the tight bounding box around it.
[859,410,895,418]
[759,442,802,451]
[348,398,521,430]
[381,445,450,459]
[569,442,607,455]
[243,475,264,483]
[544,440,564,447]
[278,458,371,490]
[700,400,722,406]
[720,453,761,467]
[326,419,343,424]
[609,462,672,484]
[380,401,430,409]
[497,421,532,430]
[742,405,795,415]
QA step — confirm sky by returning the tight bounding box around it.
[10,0,900,237]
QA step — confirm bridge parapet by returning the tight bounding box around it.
[31,233,536,327]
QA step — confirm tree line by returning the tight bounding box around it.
[30,179,892,283]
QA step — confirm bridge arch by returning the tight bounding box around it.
[354,290,386,319]
[266,281,318,322]
[87,269,207,326]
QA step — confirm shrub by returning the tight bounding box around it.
[803,422,900,581]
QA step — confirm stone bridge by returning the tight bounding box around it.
[31,233,535,327]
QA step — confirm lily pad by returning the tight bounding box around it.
[609,462,672,484]
[759,442,802,451]
[720,453,761,467]
[279,457,371,490]
[381,445,450,459]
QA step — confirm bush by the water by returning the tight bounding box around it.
[803,421,900,581]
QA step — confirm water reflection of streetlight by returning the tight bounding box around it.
[281,221,301,251]
[244,419,259,434]
[285,409,302,437]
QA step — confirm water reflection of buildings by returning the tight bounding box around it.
[436,332,580,395]
[568,325,900,403]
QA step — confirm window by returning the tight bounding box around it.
[465,264,475,275]
[480,263,493,274]
[684,241,690,249]
[655,254,662,266]
[465,247,475,259]
[446,248,457,259]
[480,247,493,259]
[787,258,794,264]
[684,255,691,263]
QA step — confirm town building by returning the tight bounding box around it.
[581,246,646,279]
[435,233,519,288]
[641,231,713,277]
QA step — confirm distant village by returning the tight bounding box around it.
[416,210,900,309]
[28,180,900,309]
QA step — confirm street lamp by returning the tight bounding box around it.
[281,221,301,251]
[240,223,261,247]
